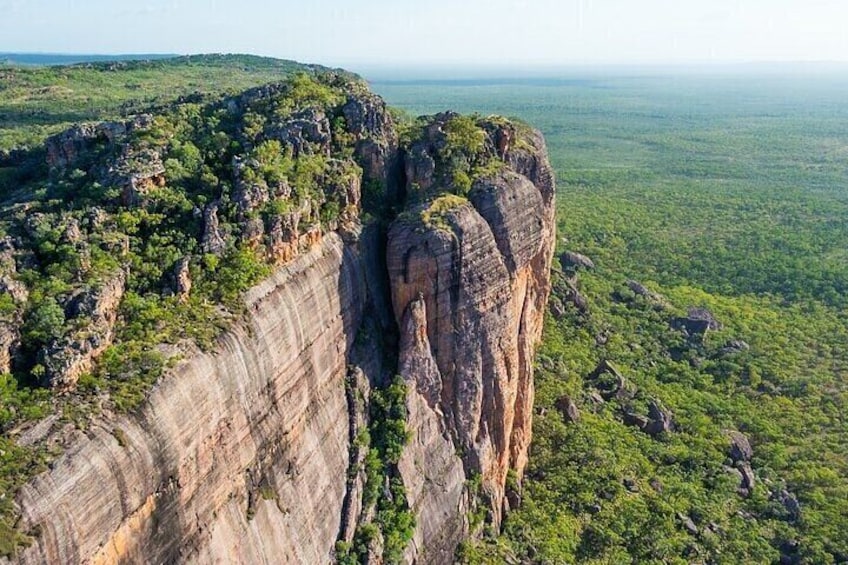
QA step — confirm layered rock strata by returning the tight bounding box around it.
[3,88,554,565]
[9,234,365,564]
[389,166,555,540]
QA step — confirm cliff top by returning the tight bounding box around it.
[0,54,352,153]
[0,57,546,558]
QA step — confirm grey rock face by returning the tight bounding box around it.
[268,107,332,157]
[342,92,399,190]
[38,271,126,391]
[397,298,469,564]
[45,122,126,170]
[201,202,227,255]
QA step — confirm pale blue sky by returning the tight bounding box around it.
[2,0,847,67]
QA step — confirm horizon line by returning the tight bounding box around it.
[4,51,848,69]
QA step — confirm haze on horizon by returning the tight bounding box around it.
[2,0,848,69]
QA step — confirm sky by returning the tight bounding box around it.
[2,0,848,68]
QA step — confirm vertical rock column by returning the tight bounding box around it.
[387,126,556,558]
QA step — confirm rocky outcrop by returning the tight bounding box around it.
[341,92,399,191]
[173,257,192,302]
[267,107,332,157]
[388,125,555,537]
[3,83,555,564]
[728,430,753,463]
[0,238,26,374]
[560,250,595,271]
[200,202,227,255]
[38,271,125,391]
[45,115,153,170]
[672,307,722,339]
[8,234,366,564]
[718,339,750,357]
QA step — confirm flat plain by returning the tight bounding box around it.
[375,70,848,563]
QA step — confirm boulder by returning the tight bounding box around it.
[644,400,674,436]
[559,250,595,271]
[588,360,634,401]
[738,462,756,497]
[775,489,801,522]
[623,412,650,430]
[625,280,655,298]
[778,539,802,565]
[201,202,227,255]
[562,279,588,313]
[549,296,567,319]
[589,359,623,381]
[728,430,753,463]
[677,512,699,535]
[719,339,750,357]
[671,316,710,337]
[552,275,588,314]
[555,395,580,423]
[672,307,721,339]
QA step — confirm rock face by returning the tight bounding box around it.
[9,234,366,564]
[38,271,126,391]
[388,128,555,538]
[397,298,469,564]
[0,238,26,374]
[3,87,555,564]
[45,115,153,170]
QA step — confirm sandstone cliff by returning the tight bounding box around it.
[11,234,364,564]
[389,118,556,559]
[1,75,554,565]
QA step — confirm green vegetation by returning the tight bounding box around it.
[0,54,334,151]
[0,60,371,556]
[376,73,848,563]
[399,193,469,232]
[338,376,415,564]
[400,112,505,202]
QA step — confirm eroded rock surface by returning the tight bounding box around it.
[10,234,365,565]
[388,123,555,536]
[39,271,126,391]
[3,85,555,565]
